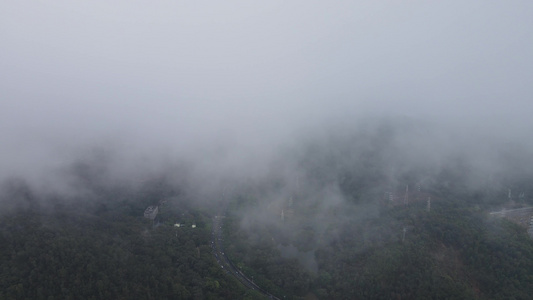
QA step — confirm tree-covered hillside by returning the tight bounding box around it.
[223,192,533,299]
[0,189,253,300]
[3,123,533,300]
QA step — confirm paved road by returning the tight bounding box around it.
[489,206,533,216]
[211,215,280,299]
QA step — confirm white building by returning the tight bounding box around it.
[144,206,159,220]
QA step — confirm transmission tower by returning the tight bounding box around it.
[404,185,409,205]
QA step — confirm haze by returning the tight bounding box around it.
[1,1,533,196]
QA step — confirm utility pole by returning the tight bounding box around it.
[404,185,409,205]
[402,227,407,243]
[427,197,431,212]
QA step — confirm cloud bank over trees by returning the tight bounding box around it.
[1,1,532,201]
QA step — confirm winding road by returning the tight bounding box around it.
[211,215,280,299]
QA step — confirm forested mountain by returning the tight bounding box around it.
[224,193,533,299]
[0,183,253,300]
[3,0,533,299]
[2,124,533,300]
[219,127,533,299]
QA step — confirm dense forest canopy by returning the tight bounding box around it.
[2,120,533,299]
[3,1,533,299]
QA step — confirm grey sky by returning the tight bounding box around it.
[1,1,533,186]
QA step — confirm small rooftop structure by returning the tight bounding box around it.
[144,206,159,220]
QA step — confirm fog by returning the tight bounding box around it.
[1,1,533,205]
